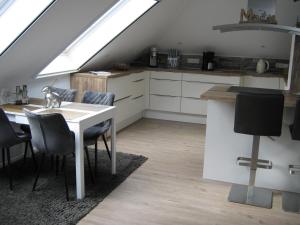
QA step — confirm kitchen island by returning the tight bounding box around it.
[201,85,300,193]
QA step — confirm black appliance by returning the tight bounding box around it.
[202,51,215,71]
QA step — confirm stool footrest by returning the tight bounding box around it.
[289,165,300,175]
[237,157,272,169]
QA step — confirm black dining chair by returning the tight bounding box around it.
[24,109,94,201]
[81,91,115,174]
[0,108,37,190]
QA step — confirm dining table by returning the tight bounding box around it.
[0,99,117,200]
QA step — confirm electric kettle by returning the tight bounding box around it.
[256,59,269,74]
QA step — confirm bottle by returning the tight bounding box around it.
[15,86,22,105]
[149,47,158,67]
[22,85,28,104]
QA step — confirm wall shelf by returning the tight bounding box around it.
[213,23,300,35]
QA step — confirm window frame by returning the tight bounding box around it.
[0,0,56,56]
[37,0,159,78]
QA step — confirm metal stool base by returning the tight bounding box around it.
[228,184,273,209]
[282,192,300,213]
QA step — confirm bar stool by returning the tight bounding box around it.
[228,92,284,208]
[282,99,300,213]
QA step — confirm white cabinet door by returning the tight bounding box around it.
[107,76,131,101]
[150,79,181,96]
[131,95,145,114]
[182,81,214,98]
[114,96,132,123]
[151,71,182,80]
[150,95,181,112]
[242,76,281,89]
[182,73,240,85]
[132,77,145,98]
[181,98,208,115]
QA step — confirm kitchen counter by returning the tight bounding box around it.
[200,85,298,107]
[202,85,300,193]
[75,67,287,79]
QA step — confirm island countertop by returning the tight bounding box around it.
[200,85,299,107]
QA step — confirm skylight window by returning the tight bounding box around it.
[0,0,54,55]
[38,0,158,78]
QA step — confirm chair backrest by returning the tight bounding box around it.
[0,108,19,148]
[81,91,115,129]
[82,91,115,106]
[51,87,77,102]
[290,99,300,140]
[234,92,284,136]
[24,109,74,155]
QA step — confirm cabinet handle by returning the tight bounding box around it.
[183,80,204,83]
[114,95,131,103]
[182,97,201,100]
[132,95,144,100]
[151,78,180,82]
[183,80,235,85]
[151,94,179,98]
[133,79,145,83]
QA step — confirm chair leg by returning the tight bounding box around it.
[55,155,59,176]
[28,141,37,169]
[95,141,98,175]
[6,148,13,190]
[32,153,45,191]
[2,148,5,170]
[102,135,111,160]
[62,155,69,201]
[85,147,95,184]
[23,142,28,164]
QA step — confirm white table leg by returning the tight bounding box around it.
[111,116,116,174]
[74,126,85,199]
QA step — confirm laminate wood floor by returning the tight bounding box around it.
[79,119,300,225]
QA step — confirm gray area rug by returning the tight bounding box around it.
[0,150,147,225]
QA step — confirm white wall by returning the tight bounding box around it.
[155,0,300,59]
[83,0,184,71]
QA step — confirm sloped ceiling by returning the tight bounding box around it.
[84,0,300,72]
[82,0,185,71]
[1,0,300,90]
[0,0,118,89]
[155,0,300,59]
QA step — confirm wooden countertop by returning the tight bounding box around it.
[200,85,299,107]
[73,67,286,79]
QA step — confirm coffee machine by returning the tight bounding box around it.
[149,47,158,67]
[202,51,215,71]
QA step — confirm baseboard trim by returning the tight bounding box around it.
[143,110,207,124]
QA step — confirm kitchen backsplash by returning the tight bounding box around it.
[131,51,289,74]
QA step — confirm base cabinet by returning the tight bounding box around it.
[181,98,208,115]
[150,95,181,112]
[72,70,284,127]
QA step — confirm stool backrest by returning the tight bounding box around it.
[234,92,284,136]
[24,109,74,155]
[290,99,300,140]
